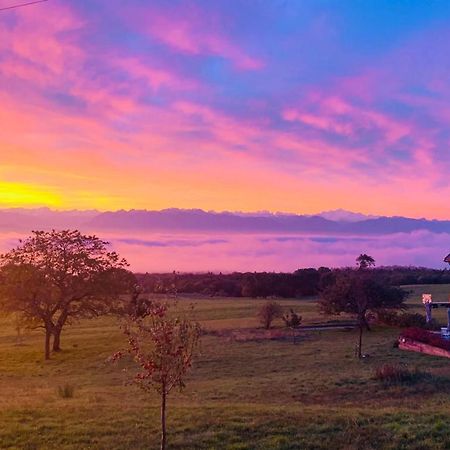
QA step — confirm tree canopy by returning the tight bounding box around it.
[0,230,135,359]
[356,253,376,269]
[319,268,408,358]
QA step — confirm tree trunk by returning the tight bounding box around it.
[15,324,22,346]
[357,324,363,359]
[53,309,69,352]
[160,389,167,450]
[45,328,51,360]
[362,315,371,331]
[52,327,62,352]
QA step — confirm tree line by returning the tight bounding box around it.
[135,265,450,298]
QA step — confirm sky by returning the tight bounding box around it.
[1,0,450,219]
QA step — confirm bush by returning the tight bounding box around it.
[374,364,428,385]
[424,319,441,331]
[58,384,75,399]
[282,309,302,328]
[377,310,427,328]
[400,327,450,351]
[257,301,283,329]
[376,309,398,325]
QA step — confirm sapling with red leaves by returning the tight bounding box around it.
[113,300,201,450]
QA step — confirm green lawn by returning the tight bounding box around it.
[1,286,450,449]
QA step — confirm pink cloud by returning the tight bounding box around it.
[283,95,410,146]
[112,57,199,91]
[0,2,85,82]
[111,230,450,272]
[283,109,354,136]
[137,5,263,70]
[1,229,437,272]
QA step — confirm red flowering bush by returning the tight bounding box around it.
[400,327,450,351]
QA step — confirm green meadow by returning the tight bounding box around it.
[1,285,450,449]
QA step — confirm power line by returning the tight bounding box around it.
[0,0,48,12]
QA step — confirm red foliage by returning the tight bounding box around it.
[113,300,201,393]
[400,327,450,351]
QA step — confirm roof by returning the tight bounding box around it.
[445,253,450,264]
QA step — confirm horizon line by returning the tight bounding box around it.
[0,206,446,222]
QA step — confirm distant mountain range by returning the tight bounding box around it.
[0,208,98,232]
[0,207,449,235]
[316,209,379,222]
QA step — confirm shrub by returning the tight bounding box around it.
[400,327,450,351]
[282,309,302,328]
[257,301,283,329]
[424,319,441,331]
[376,309,398,326]
[374,364,428,385]
[377,310,427,328]
[57,384,75,399]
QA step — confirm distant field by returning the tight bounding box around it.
[403,284,450,304]
[1,286,450,449]
[402,284,450,323]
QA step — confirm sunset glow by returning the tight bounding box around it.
[0,181,61,207]
[1,0,450,218]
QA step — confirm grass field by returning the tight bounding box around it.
[1,285,450,449]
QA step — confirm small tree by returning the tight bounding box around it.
[282,309,302,328]
[319,269,407,358]
[282,308,302,344]
[257,301,282,329]
[0,230,133,359]
[356,253,375,269]
[113,300,201,450]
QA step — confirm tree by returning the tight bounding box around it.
[293,268,320,296]
[444,253,450,265]
[113,300,201,450]
[0,230,133,359]
[356,253,376,269]
[257,301,282,329]
[241,274,258,297]
[319,269,407,358]
[282,308,302,344]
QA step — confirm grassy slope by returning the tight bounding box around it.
[1,286,450,449]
